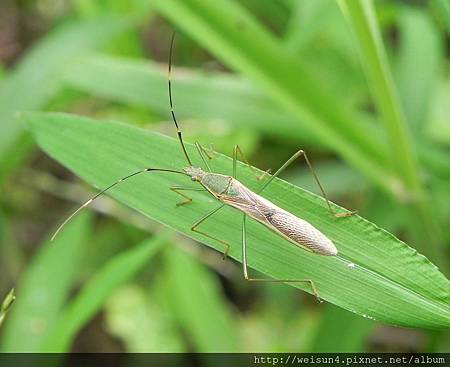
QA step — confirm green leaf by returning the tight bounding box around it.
[150,0,394,195]
[63,54,315,143]
[429,0,450,33]
[426,79,450,146]
[337,0,419,196]
[161,246,239,352]
[0,289,16,329]
[63,54,447,182]
[25,112,450,329]
[0,16,132,171]
[337,0,442,266]
[395,7,443,133]
[105,284,185,352]
[0,213,91,352]
[310,304,374,352]
[285,0,355,60]
[41,234,166,352]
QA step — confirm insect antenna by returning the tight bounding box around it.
[51,168,187,241]
[168,31,193,166]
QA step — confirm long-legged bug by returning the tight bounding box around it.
[52,32,355,301]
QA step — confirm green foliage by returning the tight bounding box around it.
[151,0,392,195]
[0,289,15,329]
[1,0,449,353]
[310,305,374,352]
[25,112,450,329]
[161,246,239,351]
[41,234,167,352]
[0,17,133,174]
[63,54,311,143]
[1,213,91,351]
[338,0,442,262]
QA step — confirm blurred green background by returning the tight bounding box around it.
[0,0,449,354]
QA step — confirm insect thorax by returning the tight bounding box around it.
[200,173,232,195]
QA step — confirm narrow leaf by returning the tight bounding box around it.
[162,246,239,352]
[338,0,442,265]
[0,16,132,167]
[41,234,167,352]
[0,213,91,352]
[395,7,443,133]
[0,289,16,329]
[63,54,314,143]
[150,0,394,195]
[25,112,450,329]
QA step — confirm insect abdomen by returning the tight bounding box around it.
[266,211,337,256]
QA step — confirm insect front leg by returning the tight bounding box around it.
[191,204,231,259]
[195,142,212,172]
[232,144,271,181]
[241,214,322,302]
[170,186,206,206]
[258,149,356,218]
[196,142,215,160]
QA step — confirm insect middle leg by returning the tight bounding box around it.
[170,186,206,206]
[258,149,356,218]
[232,144,271,180]
[241,214,322,302]
[191,204,231,259]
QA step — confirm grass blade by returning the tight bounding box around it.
[150,0,395,195]
[430,0,450,33]
[63,54,314,143]
[41,234,167,352]
[394,7,443,133]
[162,246,239,352]
[63,54,448,182]
[0,213,91,352]
[311,305,374,352]
[337,0,418,188]
[338,0,443,265]
[105,285,185,352]
[0,289,15,329]
[0,17,132,174]
[25,112,450,329]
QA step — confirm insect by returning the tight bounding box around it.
[52,32,355,301]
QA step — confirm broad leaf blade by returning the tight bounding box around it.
[26,112,450,329]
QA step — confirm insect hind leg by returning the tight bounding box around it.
[241,214,322,302]
[232,144,271,180]
[257,149,356,218]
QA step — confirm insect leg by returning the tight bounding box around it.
[257,149,356,218]
[195,142,212,172]
[196,142,215,160]
[241,214,322,302]
[191,204,230,259]
[232,144,271,180]
[170,186,206,206]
